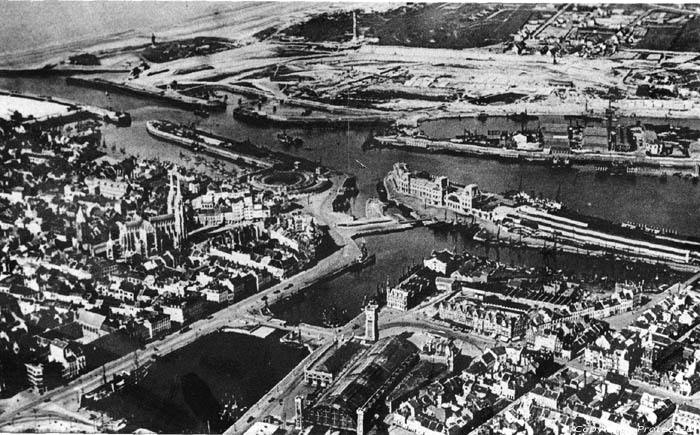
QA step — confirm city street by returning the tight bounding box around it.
[0,181,361,430]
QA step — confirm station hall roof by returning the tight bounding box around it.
[311,336,418,421]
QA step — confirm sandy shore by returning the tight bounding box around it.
[0,2,398,70]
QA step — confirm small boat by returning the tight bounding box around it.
[507,111,539,123]
[277,131,304,147]
[477,112,488,122]
[349,241,375,271]
[194,108,209,118]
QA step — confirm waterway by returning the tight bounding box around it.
[3,77,700,323]
[86,331,307,433]
[270,225,689,327]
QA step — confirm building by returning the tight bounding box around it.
[299,336,419,435]
[423,250,459,276]
[141,312,171,340]
[74,309,108,343]
[438,295,530,341]
[118,169,186,259]
[26,362,46,393]
[583,330,641,377]
[391,162,448,207]
[674,404,700,435]
[84,177,130,199]
[304,340,366,387]
[49,339,86,380]
[365,302,378,342]
[387,272,433,312]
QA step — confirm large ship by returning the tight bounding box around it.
[233,106,394,127]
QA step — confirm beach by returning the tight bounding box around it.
[0,2,396,70]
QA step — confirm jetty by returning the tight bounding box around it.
[66,77,226,111]
[146,120,275,169]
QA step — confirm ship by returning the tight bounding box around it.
[277,131,304,147]
[349,240,376,271]
[218,393,244,424]
[507,111,539,123]
[233,105,393,127]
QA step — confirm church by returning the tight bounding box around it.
[75,168,186,260]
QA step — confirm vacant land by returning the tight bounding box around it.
[281,4,551,49]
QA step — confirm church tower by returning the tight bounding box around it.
[167,168,186,248]
[75,206,88,244]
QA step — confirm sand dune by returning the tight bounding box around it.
[0,2,398,70]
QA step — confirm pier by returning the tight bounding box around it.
[0,89,130,126]
[66,77,226,111]
[145,120,275,169]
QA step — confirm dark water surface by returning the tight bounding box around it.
[88,331,307,433]
[5,74,700,429]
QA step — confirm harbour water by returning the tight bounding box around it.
[270,226,689,327]
[3,76,700,327]
[4,72,700,430]
[86,331,307,433]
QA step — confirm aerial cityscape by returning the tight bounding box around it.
[3,2,700,434]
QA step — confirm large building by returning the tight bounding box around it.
[304,340,366,387]
[674,404,700,435]
[117,169,186,258]
[298,336,418,435]
[84,177,131,199]
[438,295,530,341]
[391,162,447,207]
[390,163,492,218]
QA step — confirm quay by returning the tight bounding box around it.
[145,119,275,169]
[66,76,226,111]
[0,89,131,126]
[0,65,129,77]
[373,134,700,173]
[233,106,395,128]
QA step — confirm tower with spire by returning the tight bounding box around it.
[75,206,88,245]
[166,168,186,249]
